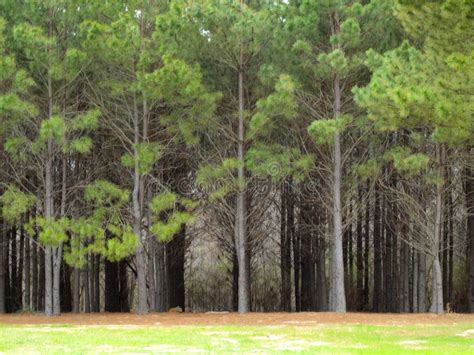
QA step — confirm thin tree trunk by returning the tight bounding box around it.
[356,187,364,310]
[413,251,419,312]
[363,184,370,310]
[18,228,24,310]
[24,233,30,310]
[11,228,17,312]
[280,182,291,311]
[373,186,382,312]
[147,229,156,310]
[93,254,100,312]
[418,253,427,312]
[132,89,148,315]
[155,242,166,312]
[84,259,91,313]
[300,201,314,311]
[430,144,444,314]
[72,267,80,313]
[5,230,10,312]
[0,225,4,313]
[44,10,54,317]
[465,148,474,312]
[329,72,346,312]
[32,233,38,311]
[235,46,250,313]
[448,191,454,304]
[38,246,45,312]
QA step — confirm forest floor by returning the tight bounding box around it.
[1,312,474,353]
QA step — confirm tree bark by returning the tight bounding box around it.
[280,182,291,311]
[18,228,24,311]
[93,254,100,312]
[356,188,364,311]
[24,232,30,310]
[373,186,383,312]
[84,259,91,313]
[363,184,370,310]
[72,267,80,313]
[0,225,4,313]
[418,252,427,312]
[329,72,346,312]
[235,54,250,313]
[155,242,166,312]
[430,144,444,314]
[413,251,419,312]
[11,227,18,312]
[300,201,315,311]
[465,148,474,312]
[32,233,38,311]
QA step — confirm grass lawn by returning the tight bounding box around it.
[1,322,474,354]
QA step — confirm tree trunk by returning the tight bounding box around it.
[32,234,38,311]
[52,246,62,315]
[235,60,250,313]
[430,144,444,314]
[293,231,301,312]
[0,225,5,313]
[329,72,346,312]
[373,186,383,312]
[448,191,454,304]
[5,231,10,312]
[363,184,370,310]
[84,259,91,313]
[24,233,30,310]
[72,267,80,313]
[38,246,45,312]
[356,188,364,311]
[147,232,156,311]
[413,251,419,312]
[418,253,427,312]
[465,148,474,312]
[155,242,166,312]
[93,254,100,312]
[132,88,148,315]
[11,227,18,312]
[300,201,314,311]
[18,229,24,311]
[280,182,291,311]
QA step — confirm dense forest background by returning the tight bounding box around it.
[0,0,472,316]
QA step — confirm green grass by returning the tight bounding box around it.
[0,322,473,353]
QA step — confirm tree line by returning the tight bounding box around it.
[0,0,472,316]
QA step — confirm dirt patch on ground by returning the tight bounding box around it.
[1,312,474,326]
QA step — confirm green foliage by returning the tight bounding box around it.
[36,217,70,248]
[385,147,430,176]
[85,180,129,207]
[121,143,162,174]
[70,109,100,131]
[308,116,351,144]
[196,158,243,201]
[0,186,36,223]
[150,192,178,215]
[250,74,297,138]
[246,144,313,182]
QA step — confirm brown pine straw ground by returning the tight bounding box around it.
[1,312,474,326]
